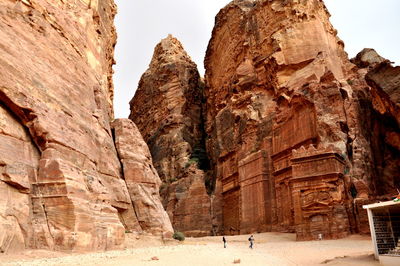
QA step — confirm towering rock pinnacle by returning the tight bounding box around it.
[0,0,171,253]
[204,0,399,240]
[130,35,214,236]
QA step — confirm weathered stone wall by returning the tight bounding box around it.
[0,0,172,252]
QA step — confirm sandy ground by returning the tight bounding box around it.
[0,233,379,266]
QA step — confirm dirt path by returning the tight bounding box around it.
[0,233,378,266]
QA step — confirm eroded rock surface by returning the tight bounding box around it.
[0,0,172,252]
[0,104,40,253]
[352,49,400,199]
[203,0,399,240]
[129,35,214,236]
[112,119,173,237]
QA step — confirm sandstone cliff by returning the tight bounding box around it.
[0,0,171,253]
[112,119,173,237]
[351,49,400,197]
[203,0,399,240]
[129,35,214,236]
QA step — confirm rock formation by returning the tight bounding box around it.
[129,35,214,236]
[2,0,398,252]
[352,48,400,198]
[127,0,398,241]
[112,119,173,237]
[0,0,171,253]
[203,0,399,240]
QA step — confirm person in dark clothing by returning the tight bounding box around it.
[222,236,227,248]
[248,235,254,249]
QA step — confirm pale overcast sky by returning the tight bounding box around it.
[113,0,399,118]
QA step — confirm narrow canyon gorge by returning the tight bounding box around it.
[0,0,398,254]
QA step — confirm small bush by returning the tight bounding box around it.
[168,177,177,183]
[184,157,199,168]
[160,182,167,191]
[346,79,353,86]
[173,231,185,241]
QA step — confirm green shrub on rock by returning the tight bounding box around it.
[173,231,185,241]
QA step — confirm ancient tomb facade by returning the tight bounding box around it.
[219,98,351,240]
[202,0,400,240]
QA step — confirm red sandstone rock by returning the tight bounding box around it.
[203,0,396,240]
[1,0,398,250]
[129,35,213,236]
[112,119,173,237]
[291,145,349,240]
[354,49,400,122]
[0,0,172,253]
[0,104,40,252]
[351,48,388,69]
[162,165,214,237]
[0,0,126,252]
[352,49,400,198]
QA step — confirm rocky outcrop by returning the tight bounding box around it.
[0,104,40,253]
[0,0,171,253]
[352,49,400,198]
[203,0,398,240]
[112,119,173,237]
[129,35,214,236]
[353,48,400,108]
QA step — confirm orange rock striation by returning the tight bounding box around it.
[0,0,171,253]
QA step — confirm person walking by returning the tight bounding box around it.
[222,236,227,248]
[248,235,254,249]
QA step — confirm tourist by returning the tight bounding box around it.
[223,236,227,248]
[248,235,254,249]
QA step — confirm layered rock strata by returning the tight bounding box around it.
[129,35,214,236]
[0,0,171,253]
[204,0,399,240]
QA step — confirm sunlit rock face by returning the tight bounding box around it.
[129,35,215,237]
[0,0,172,252]
[203,0,399,240]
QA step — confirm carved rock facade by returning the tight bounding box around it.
[0,0,171,253]
[204,0,399,240]
[129,35,214,236]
